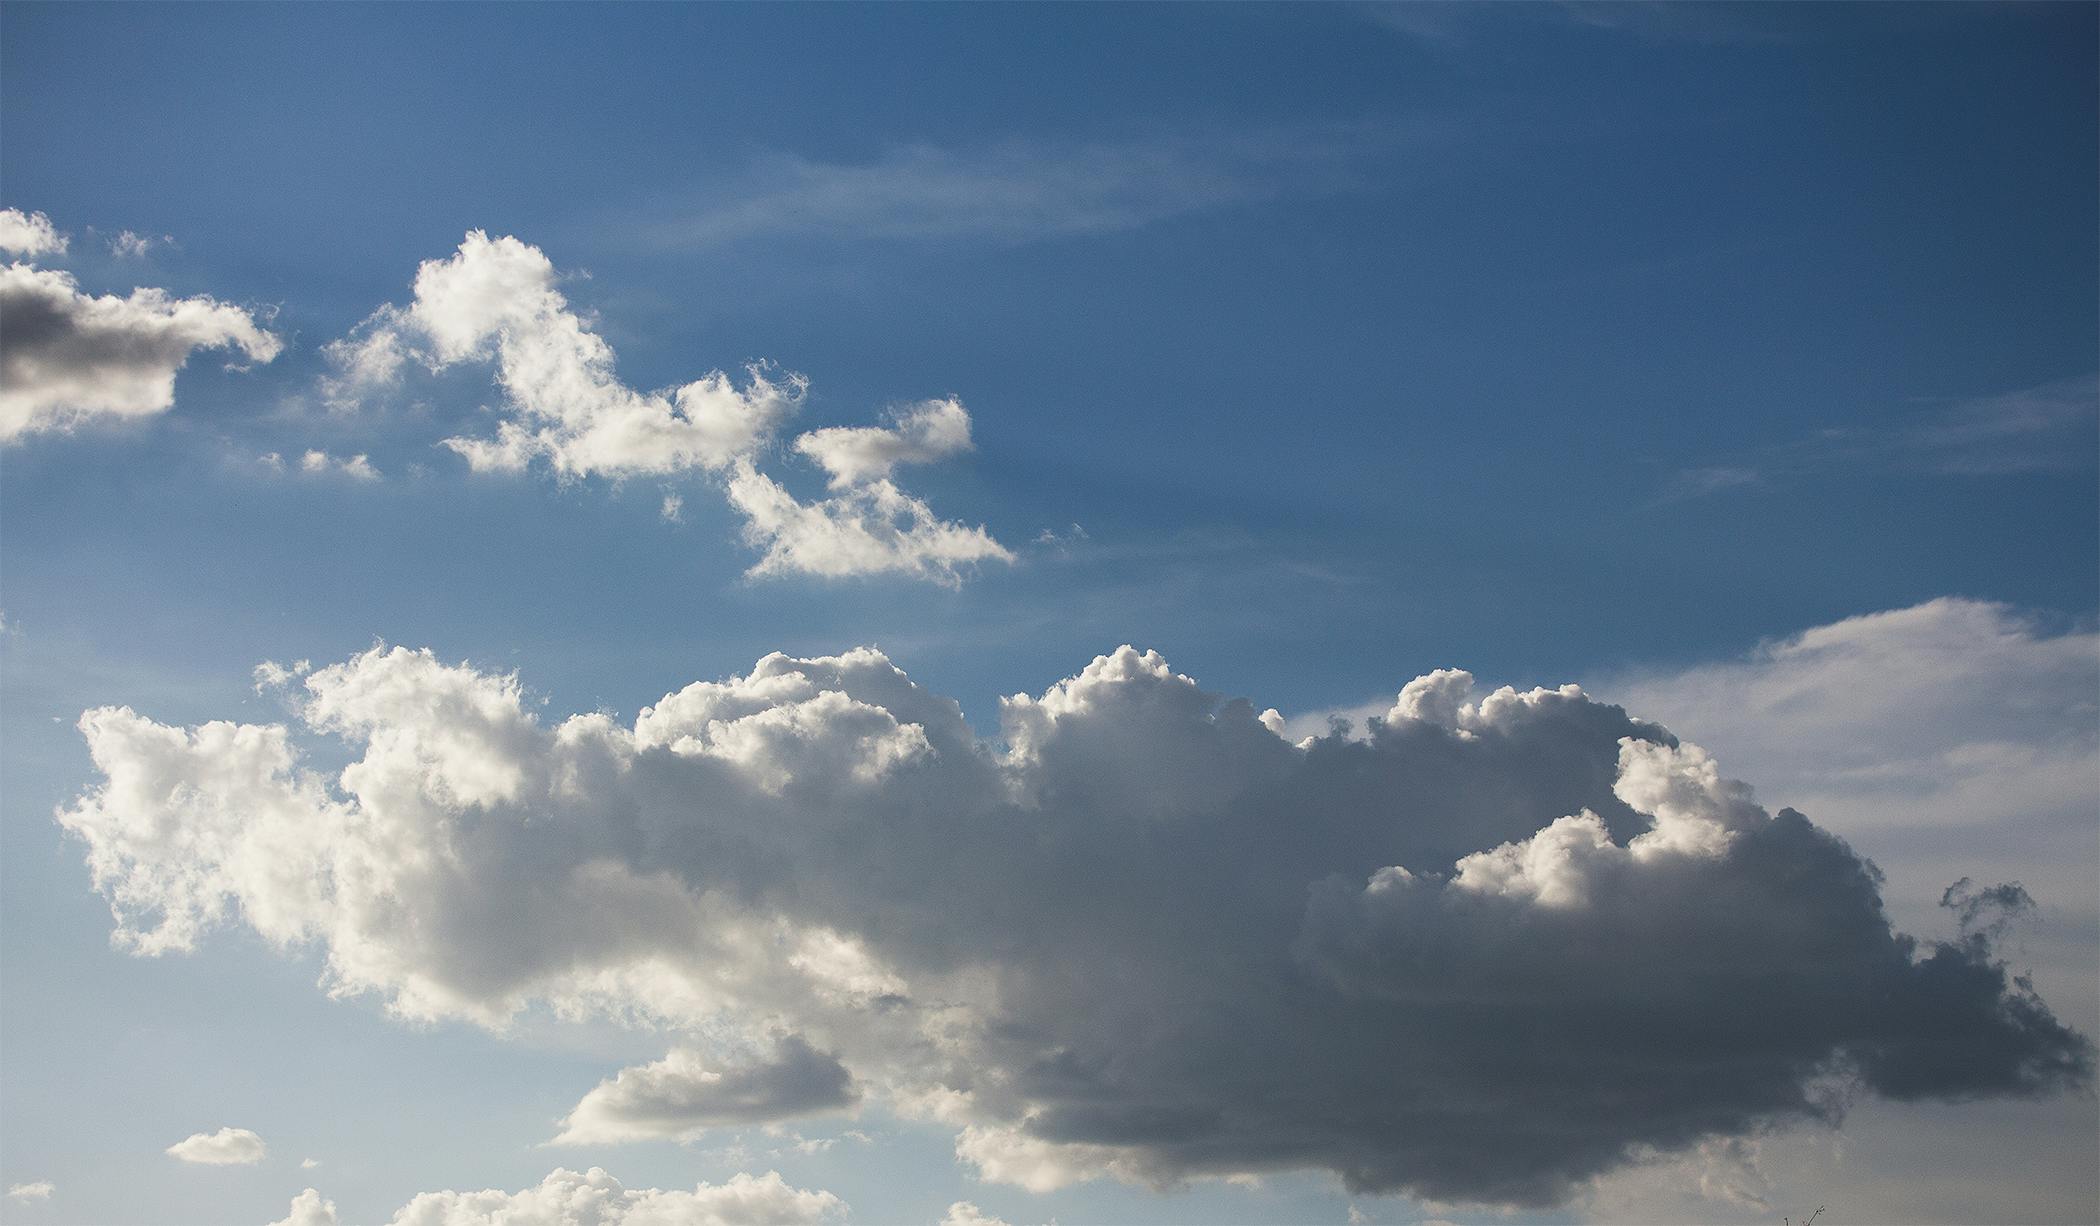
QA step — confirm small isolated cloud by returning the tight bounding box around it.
[386,1167,843,1226]
[0,208,67,257]
[795,398,974,489]
[323,232,1008,582]
[661,493,685,523]
[267,1188,338,1226]
[301,450,380,481]
[556,1035,859,1145]
[301,1157,321,1170]
[6,1181,55,1202]
[108,230,157,259]
[0,246,280,442]
[165,1126,267,1165]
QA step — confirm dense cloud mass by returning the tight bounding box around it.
[268,1168,841,1226]
[60,636,2089,1206]
[0,256,281,442]
[324,232,1008,582]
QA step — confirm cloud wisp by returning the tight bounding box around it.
[0,210,281,443]
[60,631,2089,1208]
[652,125,1396,248]
[1659,374,2099,500]
[323,231,1008,583]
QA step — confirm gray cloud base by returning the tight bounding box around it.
[59,642,2090,1207]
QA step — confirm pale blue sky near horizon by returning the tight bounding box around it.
[1,4,2095,1225]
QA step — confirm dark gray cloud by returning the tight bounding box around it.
[60,643,2090,1207]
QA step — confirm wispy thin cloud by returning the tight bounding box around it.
[652,122,1422,248]
[1660,374,2096,501]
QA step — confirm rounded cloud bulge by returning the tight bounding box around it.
[58,641,2090,1208]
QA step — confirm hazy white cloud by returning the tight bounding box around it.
[0,260,281,442]
[324,231,1007,581]
[386,1167,843,1226]
[0,208,66,257]
[165,1126,267,1165]
[5,1181,54,1202]
[108,230,158,259]
[301,1156,321,1169]
[267,1188,339,1226]
[554,1036,859,1144]
[60,627,2087,1208]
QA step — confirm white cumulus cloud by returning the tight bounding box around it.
[0,253,280,442]
[267,1188,338,1226]
[322,231,1008,581]
[59,626,2088,1208]
[165,1126,267,1165]
[5,1181,54,1202]
[0,208,66,257]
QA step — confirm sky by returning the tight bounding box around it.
[0,4,2095,1225]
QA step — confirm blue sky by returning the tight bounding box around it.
[1,5,2095,1225]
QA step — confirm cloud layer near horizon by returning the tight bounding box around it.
[266,1167,842,1226]
[58,605,2090,1206]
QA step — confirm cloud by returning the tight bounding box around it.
[939,1203,1014,1226]
[796,398,975,489]
[0,208,66,257]
[554,1035,860,1144]
[268,1189,338,1226]
[324,232,1008,581]
[5,1181,54,1202]
[324,232,798,478]
[108,230,158,259]
[386,1167,843,1226]
[727,459,1012,586]
[1663,375,2098,498]
[60,636,2087,1207]
[257,450,381,481]
[165,1126,267,1165]
[0,259,281,442]
[656,126,1390,247]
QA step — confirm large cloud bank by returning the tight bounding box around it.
[324,231,1008,583]
[58,629,2089,1206]
[0,210,281,442]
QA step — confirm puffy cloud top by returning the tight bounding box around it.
[63,635,2089,1207]
[0,208,66,257]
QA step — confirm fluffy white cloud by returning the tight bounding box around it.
[325,231,797,478]
[554,1035,859,1144]
[386,1167,843,1226]
[268,1188,338,1226]
[323,231,1008,581]
[61,628,2088,1208]
[0,208,66,257]
[727,460,1011,586]
[5,1181,54,1202]
[938,1202,1014,1226]
[0,260,281,441]
[165,1126,267,1165]
[795,397,974,489]
[257,450,381,481]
